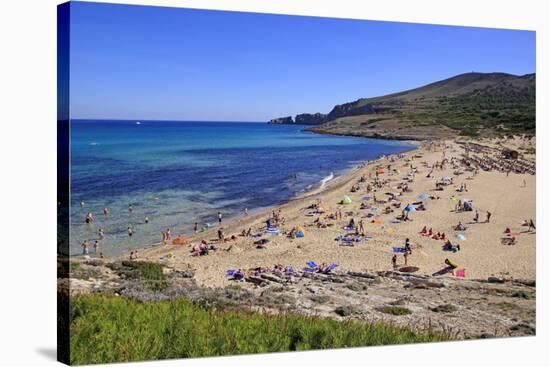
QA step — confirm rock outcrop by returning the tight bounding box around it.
[268,116,294,124]
[295,113,327,125]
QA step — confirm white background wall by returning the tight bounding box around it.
[0,0,546,366]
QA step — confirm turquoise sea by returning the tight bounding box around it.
[70,120,414,256]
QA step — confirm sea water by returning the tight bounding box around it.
[69,120,414,256]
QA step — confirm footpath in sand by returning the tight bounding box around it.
[133,137,536,288]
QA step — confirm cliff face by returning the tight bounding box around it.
[268,116,294,124]
[295,113,327,125]
[326,101,377,120]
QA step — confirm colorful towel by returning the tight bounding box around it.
[454,269,466,277]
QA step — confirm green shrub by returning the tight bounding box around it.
[511,291,534,299]
[431,304,457,313]
[69,295,448,364]
[120,261,168,291]
[378,306,412,316]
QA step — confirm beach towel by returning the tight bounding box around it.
[385,227,397,233]
[432,266,454,276]
[335,236,362,242]
[392,247,407,254]
[285,267,295,275]
[226,269,236,277]
[323,263,338,273]
[343,226,355,231]
[454,269,466,278]
[265,227,280,234]
[389,220,401,224]
[398,266,419,273]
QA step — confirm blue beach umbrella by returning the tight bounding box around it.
[419,193,429,200]
[404,205,416,212]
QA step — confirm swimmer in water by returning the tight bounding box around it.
[98,228,104,239]
[128,226,133,237]
[103,207,109,216]
[144,216,149,224]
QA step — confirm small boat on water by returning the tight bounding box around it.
[135,121,141,125]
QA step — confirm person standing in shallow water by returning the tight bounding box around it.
[194,222,198,234]
[93,240,99,255]
[81,240,89,255]
[128,226,133,237]
[218,212,223,225]
[103,207,109,216]
[128,204,133,213]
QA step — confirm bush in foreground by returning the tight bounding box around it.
[69,295,449,365]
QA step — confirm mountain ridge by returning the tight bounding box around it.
[269,72,535,139]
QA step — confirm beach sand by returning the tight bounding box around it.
[130,137,536,287]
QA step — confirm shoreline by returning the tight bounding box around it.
[116,140,421,259]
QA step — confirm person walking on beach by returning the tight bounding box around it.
[165,228,171,241]
[405,238,412,255]
[81,240,89,255]
[474,210,480,223]
[218,227,225,243]
[392,254,398,269]
[93,240,99,255]
[528,219,536,232]
[218,212,223,225]
[486,211,492,223]
[194,222,198,234]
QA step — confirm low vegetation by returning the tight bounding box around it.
[378,306,413,316]
[67,295,448,364]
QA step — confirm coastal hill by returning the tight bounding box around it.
[268,72,535,140]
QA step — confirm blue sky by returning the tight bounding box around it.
[68,1,536,121]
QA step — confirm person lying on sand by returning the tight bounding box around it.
[454,222,467,231]
[443,240,460,253]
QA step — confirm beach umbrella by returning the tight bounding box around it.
[404,205,416,212]
[455,234,466,241]
[419,193,429,200]
[342,195,352,205]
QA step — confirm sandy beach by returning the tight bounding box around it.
[127,136,536,287]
